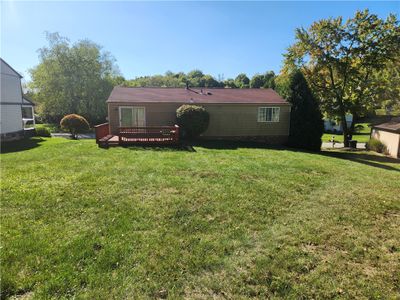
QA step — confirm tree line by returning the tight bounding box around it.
[28,9,399,148]
[28,33,278,124]
[122,70,276,89]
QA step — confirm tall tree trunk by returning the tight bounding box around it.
[341,112,350,147]
[337,96,350,147]
[349,112,358,137]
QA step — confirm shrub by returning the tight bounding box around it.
[366,138,388,154]
[34,114,44,124]
[354,124,364,133]
[60,114,90,139]
[176,105,210,139]
[35,126,51,137]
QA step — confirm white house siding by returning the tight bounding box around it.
[371,129,400,158]
[1,71,22,103]
[324,114,353,133]
[0,59,24,137]
[0,105,23,134]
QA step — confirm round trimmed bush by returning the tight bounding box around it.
[35,126,51,137]
[60,114,90,139]
[176,105,210,139]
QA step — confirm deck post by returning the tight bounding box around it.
[174,125,180,143]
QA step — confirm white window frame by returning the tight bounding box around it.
[258,107,280,123]
[22,105,35,129]
[119,106,146,127]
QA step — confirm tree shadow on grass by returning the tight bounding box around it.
[117,140,284,152]
[192,140,400,172]
[319,150,400,172]
[122,144,194,152]
[190,140,288,151]
[108,139,399,172]
[0,137,45,154]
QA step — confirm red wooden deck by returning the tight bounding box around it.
[94,123,180,148]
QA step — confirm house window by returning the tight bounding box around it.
[258,107,280,122]
[22,106,34,119]
[119,106,146,127]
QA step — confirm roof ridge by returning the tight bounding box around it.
[0,58,23,78]
[116,86,275,91]
[107,87,289,105]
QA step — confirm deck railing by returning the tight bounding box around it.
[118,125,179,145]
[94,123,110,144]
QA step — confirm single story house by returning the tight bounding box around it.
[105,87,291,143]
[370,119,400,158]
[324,114,353,133]
[0,58,35,141]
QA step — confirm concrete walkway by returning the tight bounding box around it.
[51,133,95,139]
[322,142,366,149]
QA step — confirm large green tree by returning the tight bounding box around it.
[284,10,399,146]
[371,59,400,114]
[223,78,237,88]
[263,71,276,89]
[250,74,266,88]
[234,73,250,88]
[249,71,276,89]
[29,32,122,124]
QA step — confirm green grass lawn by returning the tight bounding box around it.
[1,138,399,299]
[322,123,371,143]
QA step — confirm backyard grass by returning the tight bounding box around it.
[1,137,399,299]
[322,123,372,143]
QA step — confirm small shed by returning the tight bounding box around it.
[370,119,400,158]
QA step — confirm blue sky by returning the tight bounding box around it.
[1,1,398,81]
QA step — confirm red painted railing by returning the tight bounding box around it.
[94,123,110,144]
[118,125,179,145]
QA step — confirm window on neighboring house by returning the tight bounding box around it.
[22,106,35,129]
[22,106,34,119]
[258,107,280,122]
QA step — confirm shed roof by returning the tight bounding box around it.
[107,87,290,105]
[373,118,400,133]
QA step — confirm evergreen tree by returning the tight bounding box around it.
[287,70,324,151]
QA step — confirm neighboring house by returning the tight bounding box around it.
[22,96,36,129]
[370,119,400,158]
[324,114,353,133]
[0,58,35,141]
[106,87,291,143]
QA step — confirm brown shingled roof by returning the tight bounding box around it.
[373,118,400,133]
[107,87,290,105]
